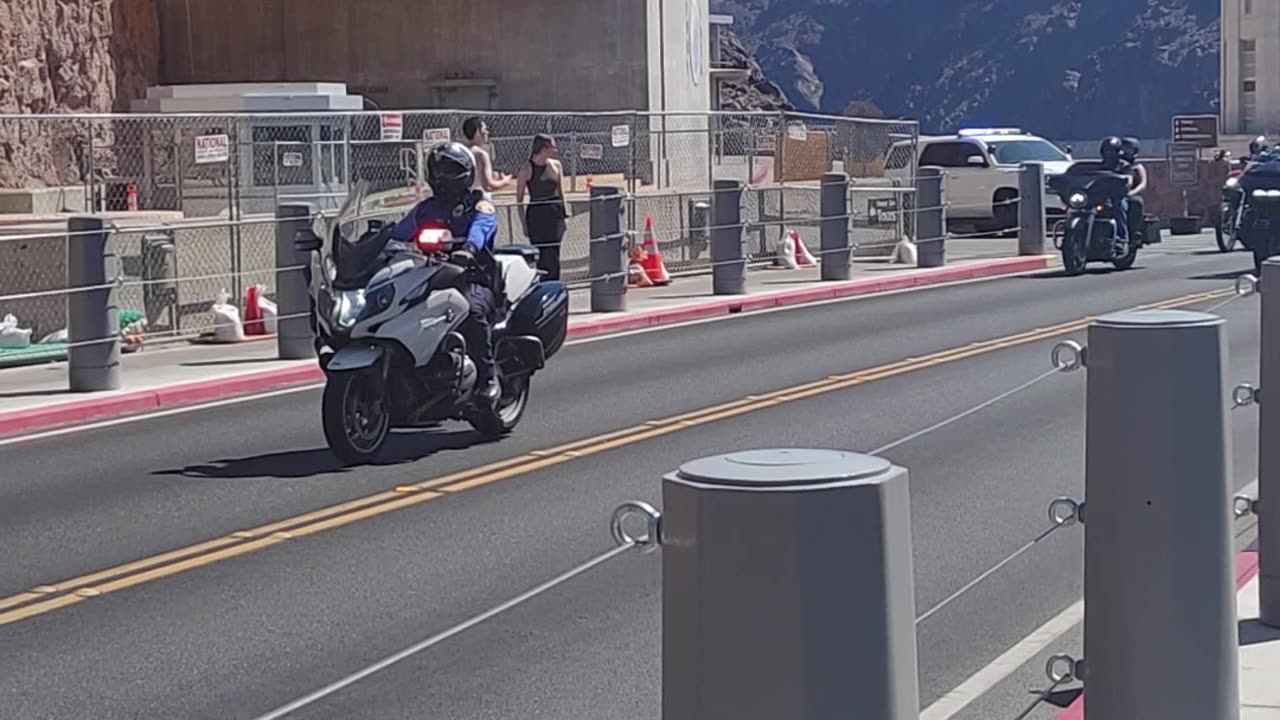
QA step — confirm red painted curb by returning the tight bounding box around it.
[0,256,1052,439]
[1056,549,1261,719]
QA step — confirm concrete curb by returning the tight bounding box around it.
[1055,549,1262,719]
[0,255,1055,439]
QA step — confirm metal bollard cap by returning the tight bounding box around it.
[668,448,893,489]
[1093,308,1222,329]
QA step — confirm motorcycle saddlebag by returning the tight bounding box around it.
[507,281,570,359]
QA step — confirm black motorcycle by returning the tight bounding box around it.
[1049,163,1143,276]
[1216,154,1247,253]
[1238,156,1280,275]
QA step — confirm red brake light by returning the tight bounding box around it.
[415,227,450,253]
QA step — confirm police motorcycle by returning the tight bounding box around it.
[1216,150,1248,253]
[1236,151,1280,276]
[295,180,570,464]
[1048,161,1143,276]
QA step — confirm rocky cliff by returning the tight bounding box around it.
[0,0,159,188]
[712,0,1220,138]
[715,25,795,112]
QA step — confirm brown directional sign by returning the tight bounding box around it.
[1171,114,1219,148]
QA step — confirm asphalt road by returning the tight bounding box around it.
[0,234,1264,720]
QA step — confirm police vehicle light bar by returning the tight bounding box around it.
[958,128,1023,137]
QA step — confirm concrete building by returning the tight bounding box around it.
[1221,0,1280,134]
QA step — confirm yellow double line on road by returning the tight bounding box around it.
[0,288,1232,628]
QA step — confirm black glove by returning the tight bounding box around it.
[450,248,475,267]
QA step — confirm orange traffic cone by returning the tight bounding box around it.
[641,217,671,285]
[243,285,265,336]
[790,229,818,267]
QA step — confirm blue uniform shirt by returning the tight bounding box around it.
[390,194,498,255]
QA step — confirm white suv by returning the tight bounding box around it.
[887,128,1074,231]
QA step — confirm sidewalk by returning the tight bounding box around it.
[0,252,1054,438]
[1057,546,1280,719]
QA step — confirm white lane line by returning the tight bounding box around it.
[919,599,1083,720]
[0,268,1052,444]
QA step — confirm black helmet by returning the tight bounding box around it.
[1099,136,1123,163]
[1119,136,1140,162]
[1250,136,1270,156]
[426,142,476,206]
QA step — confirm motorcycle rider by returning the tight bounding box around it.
[1098,136,1132,250]
[390,142,501,404]
[1119,137,1147,245]
[1249,136,1270,164]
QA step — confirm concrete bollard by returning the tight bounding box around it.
[661,448,919,720]
[1083,309,1239,720]
[1018,162,1047,256]
[274,203,318,361]
[819,172,852,281]
[66,216,121,392]
[916,166,945,268]
[1260,258,1280,627]
[710,179,747,295]
[588,185,627,313]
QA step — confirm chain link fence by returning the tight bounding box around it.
[0,109,918,334]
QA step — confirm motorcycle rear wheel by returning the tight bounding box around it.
[469,376,530,439]
[322,369,391,465]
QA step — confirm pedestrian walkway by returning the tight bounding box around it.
[0,253,1053,438]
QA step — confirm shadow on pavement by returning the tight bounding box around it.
[180,357,292,368]
[1187,268,1253,281]
[1024,266,1145,280]
[1043,687,1083,709]
[1240,618,1280,647]
[154,427,485,479]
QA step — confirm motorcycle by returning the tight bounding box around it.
[295,180,570,464]
[1048,162,1143,276]
[1237,156,1280,276]
[1216,152,1248,253]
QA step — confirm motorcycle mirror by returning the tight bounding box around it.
[294,228,323,253]
[1065,145,1074,155]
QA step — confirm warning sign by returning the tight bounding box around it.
[579,143,604,160]
[611,124,631,148]
[281,151,304,168]
[423,127,451,145]
[194,134,230,164]
[380,113,404,142]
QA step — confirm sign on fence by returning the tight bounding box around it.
[380,113,404,142]
[786,121,808,142]
[194,134,230,164]
[611,124,631,148]
[281,151,304,168]
[1171,114,1219,149]
[423,127,451,146]
[1167,142,1201,187]
[579,143,604,160]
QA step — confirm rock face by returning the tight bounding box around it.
[0,0,160,188]
[712,0,1220,138]
[716,25,795,112]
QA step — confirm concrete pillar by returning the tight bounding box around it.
[820,172,852,281]
[1083,309,1239,720]
[661,448,919,720]
[710,179,747,295]
[916,166,945,268]
[1018,162,1047,256]
[1259,258,1280,627]
[66,216,121,392]
[275,203,318,360]
[588,185,627,313]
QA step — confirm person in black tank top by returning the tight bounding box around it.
[516,134,567,280]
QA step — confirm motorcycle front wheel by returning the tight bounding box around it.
[1061,226,1088,276]
[1217,206,1236,253]
[322,369,391,465]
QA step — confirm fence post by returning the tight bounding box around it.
[66,216,121,392]
[1083,309,1239,720]
[1259,258,1280,627]
[1018,162,1047,256]
[661,448,919,720]
[710,178,746,295]
[274,203,318,361]
[588,185,627,313]
[820,171,851,281]
[915,166,945,267]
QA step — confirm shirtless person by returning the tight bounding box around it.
[462,117,514,197]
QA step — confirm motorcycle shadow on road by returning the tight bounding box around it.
[153,427,489,480]
[1024,265,1149,280]
[1188,268,1255,281]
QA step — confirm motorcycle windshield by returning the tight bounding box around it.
[329,180,395,288]
[1048,164,1130,204]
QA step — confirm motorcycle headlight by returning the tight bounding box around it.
[1068,192,1087,209]
[359,284,396,321]
[1226,177,1239,188]
[332,289,366,329]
